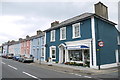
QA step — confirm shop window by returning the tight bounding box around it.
[68,50,82,61]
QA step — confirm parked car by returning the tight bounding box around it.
[13,54,21,61]
[18,55,34,63]
[2,54,7,58]
[6,53,14,59]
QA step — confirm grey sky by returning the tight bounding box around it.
[0,0,119,45]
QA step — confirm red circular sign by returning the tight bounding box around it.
[98,41,104,47]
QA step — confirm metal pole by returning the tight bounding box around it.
[98,46,101,70]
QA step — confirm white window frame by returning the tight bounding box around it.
[50,30,55,42]
[118,36,120,45]
[72,23,81,39]
[50,46,56,59]
[42,37,44,45]
[41,48,44,57]
[60,27,66,40]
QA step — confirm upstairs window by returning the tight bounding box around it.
[72,23,81,38]
[42,37,44,45]
[51,30,55,42]
[41,48,44,57]
[60,27,66,40]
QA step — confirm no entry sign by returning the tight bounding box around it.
[98,41,104,47]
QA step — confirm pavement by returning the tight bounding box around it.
[32,60,119,78]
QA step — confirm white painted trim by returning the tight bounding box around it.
[65,39,91,46]
[44,33,46,61]
[100,63,118,69]
[90,63,118,69]
[72,22,81,39]
[60,27,66,40]
[89,39,93,68]
[116,49,119,64]
[117,36,120,45]
[50,30,55,42]
[91,16,97,67]
[50,46,56,60]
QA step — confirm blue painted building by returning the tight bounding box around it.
[117,31,120,62]
[31,30,45,62]
[44,2,118,69]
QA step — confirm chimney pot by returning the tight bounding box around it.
[51,21,59,27]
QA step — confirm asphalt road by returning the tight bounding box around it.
[1,57,119,80]
[1,57,97,80]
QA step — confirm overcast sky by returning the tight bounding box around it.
[0,0,119,45]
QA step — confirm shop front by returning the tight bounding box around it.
[59,39,91,67]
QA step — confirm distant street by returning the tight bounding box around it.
[1,57,119,80]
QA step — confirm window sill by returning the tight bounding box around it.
[50,40,55,42]
[72,36,81,39]
[60,38,66,41]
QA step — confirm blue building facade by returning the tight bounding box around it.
[45,13,118,69]
[31,31,45,62]
[117,31,120,62]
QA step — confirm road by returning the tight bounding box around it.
[1,57,97,80]
[1,57,119,80]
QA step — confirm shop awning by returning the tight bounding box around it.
[66,45,89,50]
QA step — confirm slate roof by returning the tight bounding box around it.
[44,13,116,32]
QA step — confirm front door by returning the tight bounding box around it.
[63,50,65,63]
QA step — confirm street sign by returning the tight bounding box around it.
[98,41,104,47]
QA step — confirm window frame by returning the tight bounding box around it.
[50,46,56,59]
[72,23,81,39]
[41,48,44,57]
[60,27,66,40]
[50,30,55,42]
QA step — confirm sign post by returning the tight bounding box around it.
[98,41,104,70]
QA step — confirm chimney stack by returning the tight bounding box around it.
[37,30,43,35]
[95,2,108,19]
[51,21,59,27]
[26,35,29,39]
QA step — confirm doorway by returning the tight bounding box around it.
[63,50,65,63]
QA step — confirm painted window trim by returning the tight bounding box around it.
[42,37,45,45]
[118,36,120,45]
[50,30,55,42]
[60,27,66,40]
[41,47,44,57]
[50,46,56,59]
[72,23,81,39]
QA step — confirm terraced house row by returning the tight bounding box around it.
[1,2,120,69]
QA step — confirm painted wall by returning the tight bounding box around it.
[14,43,20,55]
[45,18,92,61]
[94,17,118,65]
[31,36,45,61]
[8,45,14,54]
[3,45,8,55]
[20,40,30,56]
